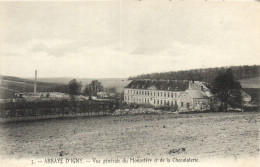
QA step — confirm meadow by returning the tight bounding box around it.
[0,112,259,160]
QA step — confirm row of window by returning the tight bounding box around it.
[153,99,178,106]
[125,89,178,98]
[124,96,178,106]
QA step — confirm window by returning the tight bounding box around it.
[175,101,177,106]
[171,93,173,98]
[164,100,166,105]
[158,92,159,96]
[161,92,163,96]
[157,99,159,104]
[161,100,163,105]
[164,92,166,97]
[181,102,183,107]
[168,92,170,97]
[187,103,190,108]
[137,90,138,95]
[175,93,177,98]
[148,91,149,96]
[171,101,173,106]
[148,98,149,103]
[154,99,156,104]
[145,98,146,103]
[145,91,147,95]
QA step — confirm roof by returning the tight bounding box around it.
[125,80,189,91]
[189,81,210,91]
[241,90,251,97]
[185,90,209,99]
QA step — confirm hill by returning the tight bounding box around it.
[0,75,69,99]
[239,77,260,88]
[28,77,131,92]
[0,76,131,99]
[128,65,260,86]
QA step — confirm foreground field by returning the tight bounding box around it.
[0,112,259,160]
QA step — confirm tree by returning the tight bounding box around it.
[83,80,104,100]
[68,79,82,96]
[89,80,104,96]
[212,69,242,112]
[105,87,117,96]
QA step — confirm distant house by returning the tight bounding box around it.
[241,90,251,103]
[124,79,212,111]
[97,92,108,98]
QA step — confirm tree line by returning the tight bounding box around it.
[128,65,260,83]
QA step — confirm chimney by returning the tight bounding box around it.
[34,70,37,93]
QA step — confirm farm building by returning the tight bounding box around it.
[241,90,251,103]
[97,92,108,98]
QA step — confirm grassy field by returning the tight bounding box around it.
[0,112,259,160]
[240,77,260,88]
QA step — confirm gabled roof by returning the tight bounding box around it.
[241,90,251,97]
[125,80,189,91]
[185,90,209,99]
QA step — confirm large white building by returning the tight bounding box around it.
[124,79,213,111]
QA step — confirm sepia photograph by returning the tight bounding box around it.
[0,0,259,167]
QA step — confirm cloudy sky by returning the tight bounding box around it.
[0,0,259,78]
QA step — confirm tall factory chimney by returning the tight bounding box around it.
[34,70,37,93]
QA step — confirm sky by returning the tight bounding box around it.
[0,0,259,78]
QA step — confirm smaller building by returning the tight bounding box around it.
[178,90,211,111]
[97,92,108,98]
[241,90,251,103]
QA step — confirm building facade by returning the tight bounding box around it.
[124,79,212,111]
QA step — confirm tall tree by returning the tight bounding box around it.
[89,80,104,96]
[83,80,104,99]
[212,69,242,112]
[68,79,82,96]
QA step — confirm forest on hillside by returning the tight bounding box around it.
[128,65,260,83]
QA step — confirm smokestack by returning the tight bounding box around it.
[34,70,37,93]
